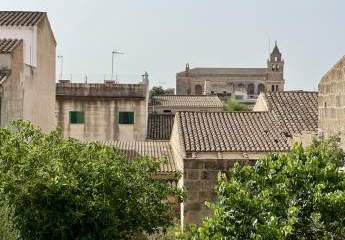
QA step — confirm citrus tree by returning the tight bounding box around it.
[0,121,182,240]
[180,138,345,239]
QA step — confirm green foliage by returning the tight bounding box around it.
[150,86,167,96]
[0,120,183,240]
[180,138,345,239]
[0,204,18,240]
[223,98,251,112]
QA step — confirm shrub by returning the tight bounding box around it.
[181,138,345,239]
[0,121,182,240]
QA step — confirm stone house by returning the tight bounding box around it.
[171,111,290,225]
[319,55,345,149]
[176,42,285,105]
[0,11,56,131]
[56,78,149,141]
[170,91,319,226]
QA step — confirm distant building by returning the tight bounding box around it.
[319,55,345,149]
[176,42,285,105]
[0,11,56,131]
[56,77,149,141]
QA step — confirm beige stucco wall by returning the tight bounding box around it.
[319,55,345,149]
[22,17,56,132]
[0,17,56,132]
[0,43,25,127]
[252,93,269,111]
[56,97,147,141]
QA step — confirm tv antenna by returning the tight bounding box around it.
[112,50,124,81]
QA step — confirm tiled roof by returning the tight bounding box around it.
[177,111,290,153]
[147,114,175,140]
[178,68,267,75]
[0,39,21,53]
[101,141,177,175]
[151,95,223,108]
[264,91,318,134]
[0,11,45,26]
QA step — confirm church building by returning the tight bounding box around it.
[176,42,285,105]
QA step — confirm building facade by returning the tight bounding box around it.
[0,11,56,131]
[56,78,149,141]
[176,43,285,104]
[319,55,345,149]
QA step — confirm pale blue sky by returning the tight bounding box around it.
[1,0,345,90]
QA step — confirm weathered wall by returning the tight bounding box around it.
[0,43,24,126]
[56,97,147,141]
[22,17,56,132]
[319,55,345,149]
[182,155,260,225]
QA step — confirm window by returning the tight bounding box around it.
[69,111,85,124]
[119,112,134,124]
[163,110,172,113]
[271,85,275,92]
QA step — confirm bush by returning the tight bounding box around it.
[223,98,250,112]
[180,138,345,239]
[0,121,183,240]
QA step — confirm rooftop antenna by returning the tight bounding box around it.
[57,55,63,80]
[112,50,124,81]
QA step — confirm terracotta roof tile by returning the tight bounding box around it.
[147,114,175,140]
[177,111,290,153]
[101,141,177,174]
[0,11,45,26]
[151,95,223,108]
[0,39,21,53]
[264,91,318,134]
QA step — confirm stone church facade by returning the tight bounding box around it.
[176,43,285,104]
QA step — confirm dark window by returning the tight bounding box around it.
[69,111,85,124]
[195,85,203,95]
[271,85,275,92]
[163,110,172,113]
[119,112,134,124]
[211,91,215,94]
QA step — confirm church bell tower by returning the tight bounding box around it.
[266,41,285,92]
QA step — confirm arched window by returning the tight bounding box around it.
[258,84,265,94]
[195,85,203,95]
[247,83,255,95]
[237,83,245,91]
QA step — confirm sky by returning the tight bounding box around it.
[1,0,345,90]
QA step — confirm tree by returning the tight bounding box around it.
[180,138,345,239]
[223,98,250,112]
[0,121,182,240]
[150,86,167,96]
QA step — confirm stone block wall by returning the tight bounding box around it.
[319,55,345,149]
[183,157,256,225]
